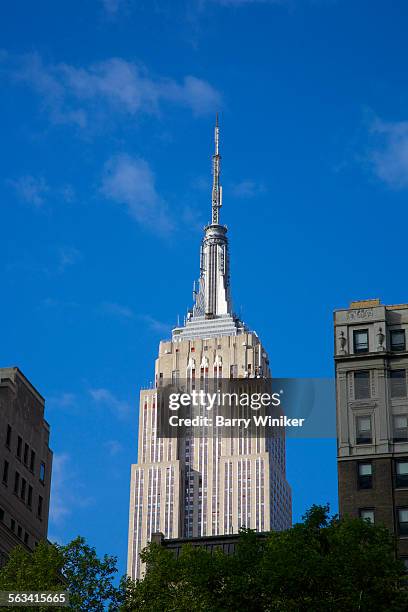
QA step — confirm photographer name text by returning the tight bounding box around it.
[168,415,305,429]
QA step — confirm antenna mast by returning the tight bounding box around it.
[211,113,222,225]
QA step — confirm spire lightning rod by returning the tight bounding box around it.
[211,113,221,225]
[215,112,219,155]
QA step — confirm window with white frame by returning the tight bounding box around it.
[357,462,372,489]
[359,508,375,523]
[354,371,370,400]
[356,415,372,444]
[390,329,406,352]
[390,370,407,398]
[393,415,408,442]
[353,329,369,353]
[398,508,408,536]
[395,460,408,488]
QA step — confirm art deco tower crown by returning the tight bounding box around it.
[193,114,232,318]
[173,116,245,341]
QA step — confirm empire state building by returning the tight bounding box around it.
[127,118,292,580]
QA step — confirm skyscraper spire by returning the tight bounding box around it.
[191,115,231,319]
[211,113,222,225]
[172,117,243,337]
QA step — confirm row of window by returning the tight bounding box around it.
[355,414,408,444]
[170,365,262,386]
[6,425,35,471]
[354,369,407,400]
[4,424,46,483]
[2,460,43,518]
[353,328,406,353]
[360,506,408,536]
[0,507,31,547]
[355,413,408,444]
[190,345,223,352]
[357,459,408,489]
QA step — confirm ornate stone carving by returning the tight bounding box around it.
[346,309,374,321]
[339,330,347,354]
[377,327,385,351]
[214,354,222,366]
[200,355,209,368]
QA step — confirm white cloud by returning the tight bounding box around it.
[7,53,221,127]
[100,301,134,318]
[140,314,172,335]
[10,175,49,207]
[49,454,71,523]
[48,392,77,409]
[230,179,266,198]
[60,58,221,117]
[58,246,82,271]
[370,119,408,189]
[9,174,75,207]
[102,0,122,13]
[99,304,171,332]
[89,388,131,419]
[49,453,92,525]
[47,533,65,545]
[181,205,205,232]
[101,154,173,234]
[105,440,123,456]
[10,52,86,127]
[163,74,222,116]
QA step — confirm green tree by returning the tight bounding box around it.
[0,537,121,611]
[122,505,408,612]
[60,537,120,611]
[0,540,64,593]
[1,509,406,611]
[0,541,65,612]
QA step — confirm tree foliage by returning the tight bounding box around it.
[61,536,121,610]
[0,540,64,594]
[0,537,120,611]
[0,507,406,611]
[122,505,408,612]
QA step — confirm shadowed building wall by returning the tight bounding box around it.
[0,367,53,565]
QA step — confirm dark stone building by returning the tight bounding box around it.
[151,531,268,558]
[0,367,53,565]
[334,299,408,564]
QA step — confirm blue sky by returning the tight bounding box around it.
[1,0,408,578]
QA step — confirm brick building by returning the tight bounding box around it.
[335,299,408,563]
